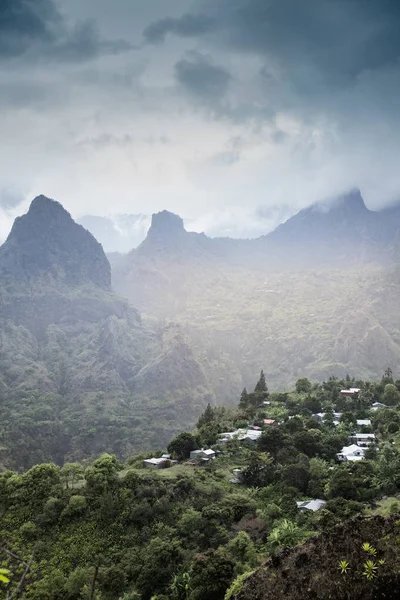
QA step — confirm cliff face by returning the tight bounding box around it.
[0,197,214,470]
[0,195,111,291]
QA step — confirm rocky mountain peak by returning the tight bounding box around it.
[0,195,111,290]
[314,188,369,216]
[148,210,185,238]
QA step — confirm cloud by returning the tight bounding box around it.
[143,13,215,45]
[0,0,134,62]
[0,189,25,210]
[175,52,232,100]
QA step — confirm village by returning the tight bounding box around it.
[139,384,389,513]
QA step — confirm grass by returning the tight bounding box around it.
[367,496,400,516]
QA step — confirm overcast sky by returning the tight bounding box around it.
[1,0,400,241]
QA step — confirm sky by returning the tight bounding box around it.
[1,0,400,243]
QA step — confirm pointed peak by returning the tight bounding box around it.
[310,189,368,215]
[1,195,111,290]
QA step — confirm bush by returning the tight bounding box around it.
[61,495,87,518]
[19,521,38,540]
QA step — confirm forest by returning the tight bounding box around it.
[2,370,400,599]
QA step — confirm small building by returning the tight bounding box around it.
[263,419,276,425]
[296,499,326,512]
[190,448,216,460]
[231,468,243,483]
[337,444,365,461]
[312,412,341,426]
[340,388,361,397]
[371,402,386,411]
[219,429,262,445]
[263,401,271,406]
[143,457,170,469]
[356,419,371,428]
[349,433,376,447]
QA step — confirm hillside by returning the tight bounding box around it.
[2,373,400,599]
[0,197,215,469]
[111,192,400,392]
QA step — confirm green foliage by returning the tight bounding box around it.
[0,568,10,584]
[224,571,254,600]
[295,378,312,394]
[1,373,400,600]
[268,519,311,551]
[168,432,199,460]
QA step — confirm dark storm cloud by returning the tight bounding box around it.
[143,13,215,45]
[0,0,133,62]
[144,0,400,82]
[175,53,232,100]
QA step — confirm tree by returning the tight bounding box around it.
[239,388,249,410]
[383,383,400,406]
[241,452,274,487]
[293,430,323,458]
[258,428,287,461]
[84,453,122,496]
[281,463,310,493]
[254,370,268,396]
[60,462,84,489]
[326,467,358,501]
[136,538,184,599]
[167,432,198,460]
[388,421,399,434]
[197,403,215,428]
[189,548,235,600]
[296,378,312,394]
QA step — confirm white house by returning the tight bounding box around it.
[349,433,376,447]
[143,457,170,469]
[219,429,262,444]
[337,444,365,461]
[371,402,387,411]
[356,419,371,428]
[296,499,326,512]
[340,388,361,397]
[312,412,342,426]
[190,448,216,461]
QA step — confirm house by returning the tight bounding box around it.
[356,419,371,428]
[189,448,216,461]
[263,419,276,425]
[219,429,262,444]
[349,433,376,447]
[371,402,387,411]
[312,412,325,423]
[143,457,170,469]
[340,388,361,397]
[312,412,341,426]
[296,499,326,512]
[337,444,365,461]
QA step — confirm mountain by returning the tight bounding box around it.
[111,190,400,392]
[264,189,400,266]
[0,196,215,470]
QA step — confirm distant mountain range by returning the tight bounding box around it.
[81,190,400,264]
[1,190,400,469]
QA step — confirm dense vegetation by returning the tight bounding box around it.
[0,197,214,469]
[2,371,400,600]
